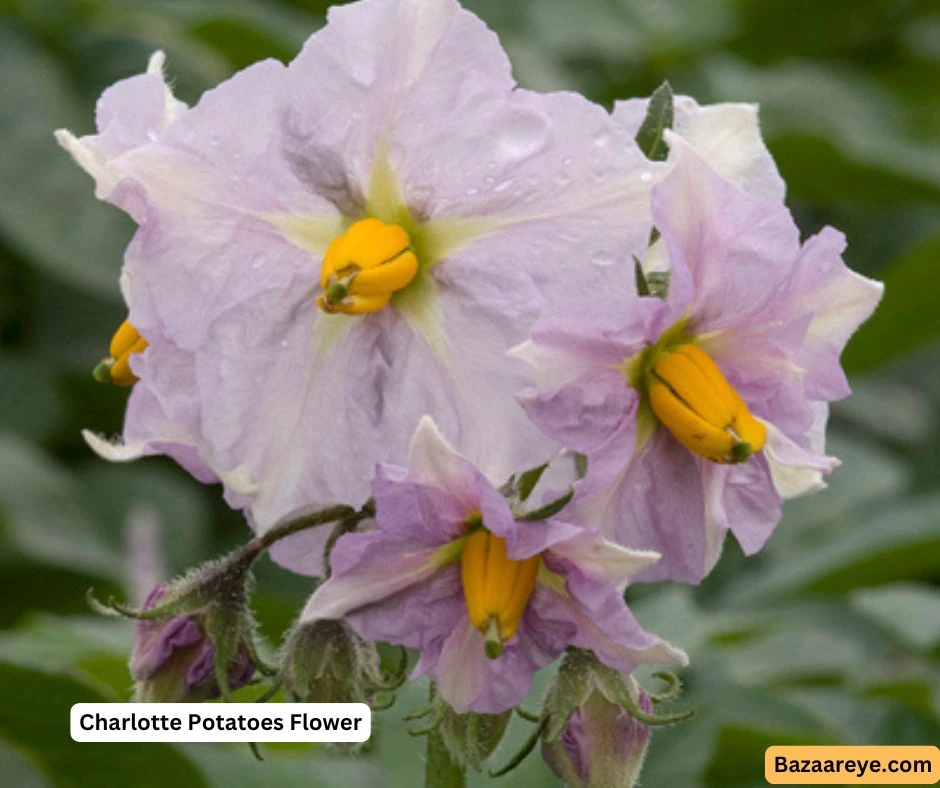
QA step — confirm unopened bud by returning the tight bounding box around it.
[542,686,652,788]
[129,587,254,702]
[282,618,396,705]
[440,706,512,772]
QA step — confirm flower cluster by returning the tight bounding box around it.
[60,0,881,782]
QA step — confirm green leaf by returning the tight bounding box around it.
[0,431,121,579]
[851,584,940,651]
[843,234,940,372]
[722,494,940,602]
[703,57,940,203]
[0,738,54,788]
[0,661,208,788]
[634,81,674,161]
[76,463,211,578]
[0,354,63,442]
[0,21,130,299]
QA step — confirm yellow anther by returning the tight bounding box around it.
[460,527,541,659]
[317,218,418,315]
[93,319,148,386]
[648,343,766,464]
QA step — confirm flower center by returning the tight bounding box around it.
[460,527,541,659]
[647,343,766,464]
[93,319,148,386]
[316,218,418,315]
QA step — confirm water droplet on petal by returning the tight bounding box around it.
[640,171,653,183]
[593,130,613,148]
[591,250,615,267]
[250,253,267,270]
[497,111,550,162]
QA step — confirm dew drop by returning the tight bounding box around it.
[640,171,653,183]
[496,111,550,161]
[250,253,267,270]
[591,250,615,267]
[592,130,613,148]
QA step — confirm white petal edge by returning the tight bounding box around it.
[761,419,840,499]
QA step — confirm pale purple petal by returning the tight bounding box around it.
[707,456,782,557]
[430,606,567,714]
[654,134,802,334]
[529,584,686,676]
[55,52,185,214]
[613,95,785,201]
[780,227,884,400]
[300,531,445,622]
[348,565,464,654]
[571,428,721,585]
[286,0,514,206]
[762,420,839,499]
[513,293,670,454]
[545,530,661,595]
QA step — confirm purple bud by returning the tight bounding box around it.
[542,689,653,788]
[129,587,254,702]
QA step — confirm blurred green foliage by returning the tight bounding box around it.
[0,0,938,785]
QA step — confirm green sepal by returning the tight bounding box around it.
[542,648,596,743]
[635,81,674,162]
[516,463,549,502]
[440,707,512,772]
[516,488,574,522]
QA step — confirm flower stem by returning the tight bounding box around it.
[256,503,367,551]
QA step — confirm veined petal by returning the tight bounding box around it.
[530,584,687,677]
[286,0,514,207]
[300,532,448,623]
[784,227,884,401]
[432,618,546,714]
[654,134,802,333]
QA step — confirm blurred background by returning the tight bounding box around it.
[0,0,938,785]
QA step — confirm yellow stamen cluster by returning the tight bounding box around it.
[460,526,541,659]
[93,319,148,386]
[648,344,766,464]
[317,218,418,315]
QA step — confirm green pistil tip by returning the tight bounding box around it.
[92,357,114,384]
[484,618,503,660]
[326,281,348,303]
[730,441,753,463]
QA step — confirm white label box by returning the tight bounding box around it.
[71,703,371,743]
